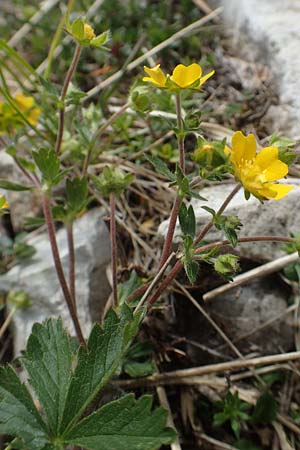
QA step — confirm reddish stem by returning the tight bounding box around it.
[110,193,118,307]
[66,221,76,309]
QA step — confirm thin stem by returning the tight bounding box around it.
[147,235,294,307]
[82,102,130,176]
[55,44,82,154]
[134,252,176,313]
[44,0,76,79]
[175,93,185,172]
[110,193,118,307]
[66,221,76,309]
[0,306,17,340]
[194,183,241,246]
[42,195,85,345]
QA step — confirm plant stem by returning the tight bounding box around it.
[158,93,185,268]
[175,93,185,172]
[82,102,130,176]
[42,195,85,345]
[55,44,82,154]
[66,221,76,309]
[147,235,293,307]
[110,193,118,307]
[0,306,17,340]
[44,0,76,79]
[194,183,241,246]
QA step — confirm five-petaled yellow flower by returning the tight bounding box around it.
[143,63,214,90]
[228,131,294,200]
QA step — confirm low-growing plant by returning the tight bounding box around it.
[0,4,298,450]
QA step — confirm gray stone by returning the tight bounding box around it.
[0,208,111,354]
[158,179,299,262]
[221,0,300,137]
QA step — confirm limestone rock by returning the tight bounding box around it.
[0,208,111,354]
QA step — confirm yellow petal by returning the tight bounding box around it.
[143,65,166,87]
[199,69,215,85]
[231,131,256,164]
[255,146,279,169]
[170,63,202,88]
[14,93,34,111]
[83,23,96,40]
[28,107,41,126]
[265,183,294,200]
[263,160,288,181]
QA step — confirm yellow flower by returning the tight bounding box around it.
[229,131,294,200]
[143,63,214,90]
[170,63,214,88]
[83,23,96,40]
[14,93,41,126]
[143,64,167,87]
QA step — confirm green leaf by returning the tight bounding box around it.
[64,394,176,450]
[66,177,88,215]
[60,306,140,433]
[71,18,84,40]
[0,179,32,191]
[22,319,73,435]
[32,148,60,184]
[235,439,262,450]
[252,392,277,424]
[0,366,48,450]
[184,260,199,284]
[91,30,110,48]
[146,155,176,181]
[123,360,155,378]
[179,203,196,238]
[118,270,142,305]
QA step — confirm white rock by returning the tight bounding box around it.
[158,180,299,261]
[221,0,300,137]
[0,208,111,354]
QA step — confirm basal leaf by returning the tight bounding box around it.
[60,306,140,433]
[22,318,73,435]
[0,366,48,450]
[64,394,176,450]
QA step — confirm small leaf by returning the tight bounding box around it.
[184,260,199,284]
[22,318,73,435]
[146,155,176,181]
[32,148,60,183]
[91,30,110,47]
[0,179,32,191]
[66,176,88,215]
[64,394,176,450]
[124,360,155,378]
[179,203,196,238]
[252,392,277,424]
[71,18,84,40]
[0,366,48,449]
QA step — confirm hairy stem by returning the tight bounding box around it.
[66,221,76,309]
[42,195,85,345]
[110,193,118,307]
[55,44,82,154]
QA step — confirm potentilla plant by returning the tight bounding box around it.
[0,9,298,450]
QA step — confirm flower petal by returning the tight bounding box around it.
[231,131,256,164]
[170,63,202,88]
[199,70,215,85]
[14,93,34,111]
[263,160,288,181]
[255,146,279,170]
[264,183,294,200]
[143,65,166,87]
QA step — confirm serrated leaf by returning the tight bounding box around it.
[22,318,73,435]
[64,394,176,450]
[66,177,88,214]
[32,148,60,183]
[91,30,110,48]
[184,260,199,284]
[60,307,139,433]
[0,179,32,191]
[146,155,176,181]
[0,366,49,450]
[179,203,196,238]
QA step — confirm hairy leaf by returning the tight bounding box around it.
[22,319,73,435]
[64,394,176,450]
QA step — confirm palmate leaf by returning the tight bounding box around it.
[64,394,176,450]
[60,305,142,433]
[22,318,73,436]
[0,366,48,450]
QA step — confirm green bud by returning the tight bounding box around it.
[214,254,240,279]
[7,290,31,309]
[130,85,151,113]
[91,166,134,197]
